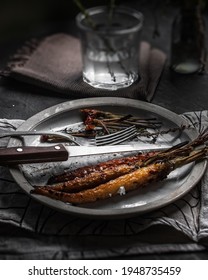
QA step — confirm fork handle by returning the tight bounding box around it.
[0,131,81,146]
[0,144,68,165]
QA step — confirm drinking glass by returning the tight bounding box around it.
[76,6,143,90]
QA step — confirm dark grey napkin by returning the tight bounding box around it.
[2,33,166,101]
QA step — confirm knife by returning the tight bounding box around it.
[0,143,171,165]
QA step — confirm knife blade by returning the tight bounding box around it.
[66,143,171,157]
[0,143,171,165]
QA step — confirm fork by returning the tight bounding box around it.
[92,126,138,146]
[0,127,138,147]
[0,131,81,146]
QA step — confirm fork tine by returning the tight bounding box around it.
[97,128,136,144]
[95,126,137,146]
[98,131,138,146]
[96,126,135,140]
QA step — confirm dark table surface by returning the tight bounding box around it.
[0,0,208,259]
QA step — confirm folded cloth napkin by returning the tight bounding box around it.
[2,33,166,101]
[0,111,208,259]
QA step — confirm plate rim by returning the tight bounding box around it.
[8,97,207,219]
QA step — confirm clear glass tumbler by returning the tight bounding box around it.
[76,6,143,90]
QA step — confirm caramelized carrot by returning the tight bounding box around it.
[47,152,156,184]
[31,161,172,204]
[31,148,207,205]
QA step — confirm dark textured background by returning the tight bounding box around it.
[0,0,208,259]
[1,0,207,118]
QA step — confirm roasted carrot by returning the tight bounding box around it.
[31,161,172,204]
[36,143,187,193]
[47,152,156,184]
[31,148,207,204]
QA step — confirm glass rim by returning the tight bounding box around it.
[76,5,144,35]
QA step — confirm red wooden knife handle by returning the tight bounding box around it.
[0,144,68,165]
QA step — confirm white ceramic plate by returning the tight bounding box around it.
[8,97,206,218]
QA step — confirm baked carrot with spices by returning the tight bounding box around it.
[31,148,207,204]
[34,134,206,195]
[47,152,156,184]
[35,142,188,193]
